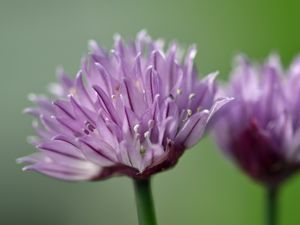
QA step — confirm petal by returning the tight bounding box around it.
[23,162,100,181]
[78,138,115,167]
[145,66,161,104]
[74,71,95,109]
[207,97,234,121]
[93,85,121,124]
[37,140,84,160]
[175,110,210,148]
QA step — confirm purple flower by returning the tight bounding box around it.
[18,31,230,181]
[213,54,300,186]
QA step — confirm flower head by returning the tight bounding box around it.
[213,54,300,186]
[18,31,229,181]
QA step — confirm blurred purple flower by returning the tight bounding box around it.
[18,31,230,181]
[213,54,300,186]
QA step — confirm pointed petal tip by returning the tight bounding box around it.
[27,93,37,101]
[22,165,34,172]
[267,52,280,60]
[88,39,98,51]
[75,69,83,79]
[266,53,282,68]
[113,33,124,46]
[138,29,148,36]
[52,134,63,141]
[234,54,250,66]
[187,44,197,59]
[27,136,39,144]
[235,53,248,60]
[209,70,220,78]
[48,82,64,95]
[36,142,55,151]
[113,32,121,40]
[214,96,235,107]
[16,157,24,164]
[151,49,166,59]
[22,108,33,114]
[22,167,29,172]
[219,96,234,101]
[36,143,43,149]
[207,96,234,121]
[203,71,219,85]
[137,29,150,40]
[16,155,38,165]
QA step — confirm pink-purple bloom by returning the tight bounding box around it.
[18,31,229,181]
[213,54,300,186]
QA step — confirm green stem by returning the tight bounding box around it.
[133,178,157,225]
[266,185,279,225]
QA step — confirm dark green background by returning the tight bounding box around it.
[1,0,300,224]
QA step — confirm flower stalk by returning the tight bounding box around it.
[266,185,279,225]
[133,179,157,225]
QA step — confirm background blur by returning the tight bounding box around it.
[1,0,300,224]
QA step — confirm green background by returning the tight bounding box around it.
[1,0,300,224]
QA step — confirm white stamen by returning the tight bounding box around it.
[183,109,193,122]
[133,124,140,133]
[176,88,182,95]
[189,93,196,100]
[144,131,150,139]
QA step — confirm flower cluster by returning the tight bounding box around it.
[213,55,300,186]
[18,31,229,181]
